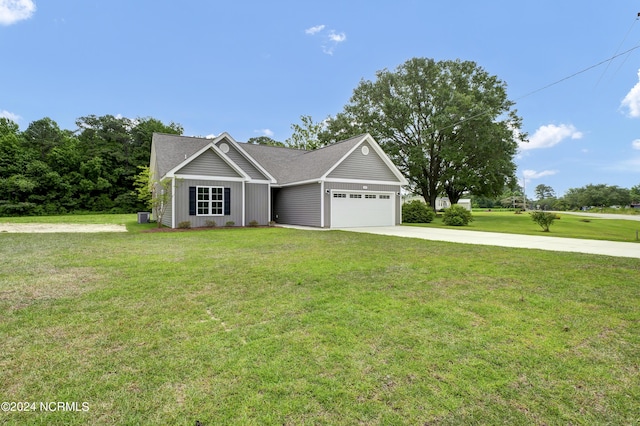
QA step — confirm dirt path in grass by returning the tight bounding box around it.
[0,223,127,233]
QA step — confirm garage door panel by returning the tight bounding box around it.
[331,192,394,228]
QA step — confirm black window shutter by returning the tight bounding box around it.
[224,188,231,215]
[189,187,196,215]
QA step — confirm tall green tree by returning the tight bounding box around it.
[75,114,183,212]
[564,184,631,209]
[631,184,640,203]
[247,136,285,147]
[320,58,525,208]
[534,184,555,200]
[0,114,183,216]
[0,118,28,177]
[286,115,327,150]
[129,117,183,166]
[23,117,65,160]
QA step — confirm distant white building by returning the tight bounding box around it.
[404,195,472,211]
[435,197,451,210]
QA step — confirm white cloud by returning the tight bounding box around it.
[205,134,217,139]
[621,69,640,118]
[523,169,558,180]
[305,24,346,55]
[328,31,346,43]
[520,123,583,151]
[0,0,36,26]
[256,128,274,137]
[0,109,21,122]
[305,24,325,35]
[610,156,640,172]
[632,139,640,150]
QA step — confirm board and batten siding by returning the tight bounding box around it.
[323,182,402,227]
[245,183,270,225]
[176,149,242,178]
[174,179,243,228]
[274,183,321,227]
[216,141,270,180]
[327,142,399,182]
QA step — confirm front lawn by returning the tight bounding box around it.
[409,210,640,242]
[1,227,638,424]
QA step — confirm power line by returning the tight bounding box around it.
[436,43,640,133]
[595,17,638,87]
[514,43,640,102]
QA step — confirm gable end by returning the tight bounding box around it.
[327,141,400,182]
[176,148,243,178]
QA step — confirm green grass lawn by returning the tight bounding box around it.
[1,217,639,424]
[409,210,640,242]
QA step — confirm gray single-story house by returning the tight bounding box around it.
[149,132,408,228]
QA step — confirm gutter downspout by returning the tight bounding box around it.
[320,180,325,228]
[171,177,176,229]
[242,180,246,227]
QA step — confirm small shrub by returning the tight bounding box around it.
[225,221,235,227]
[530,211,557,232]
[177,221,191,229]
[402,200,436,223]
[268,220,276,227]
[248,220,259,227]
[442,204,473,226]
[204,219,217,228]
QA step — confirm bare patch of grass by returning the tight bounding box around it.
[1,267,100,311]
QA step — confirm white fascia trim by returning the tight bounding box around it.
[174,174,247,182]
[164,142,251,181]
[324,177,404,186]
[277,178,323,188]
[214,133,278,184]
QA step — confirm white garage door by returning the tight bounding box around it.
[330,191,395,228]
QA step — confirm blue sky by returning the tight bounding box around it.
[2,1,640,198]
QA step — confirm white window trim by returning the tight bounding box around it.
[196,185,224,216]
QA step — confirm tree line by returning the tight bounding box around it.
[3,57,637,218]
[471,183,640,211]
[0,115,182,216]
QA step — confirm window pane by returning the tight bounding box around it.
[212,187,223,201]
[212,202,222,215]
[197,187,209,201]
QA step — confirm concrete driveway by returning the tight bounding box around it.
[338,226,640,259]
[551,211,640,221]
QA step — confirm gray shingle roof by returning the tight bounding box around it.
[151,132,368,185]
[152,133,211,178]
[241,134,366,184]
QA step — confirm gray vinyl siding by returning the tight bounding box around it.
[152,179,173,228]
[323,182,402,227]
[218,142,270,180]
[176,149,242,178]
[245,183,270,225]
[174,179,243,228]
[161,192,172,228]
[274,183,321,227]
[327,142,399,182]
